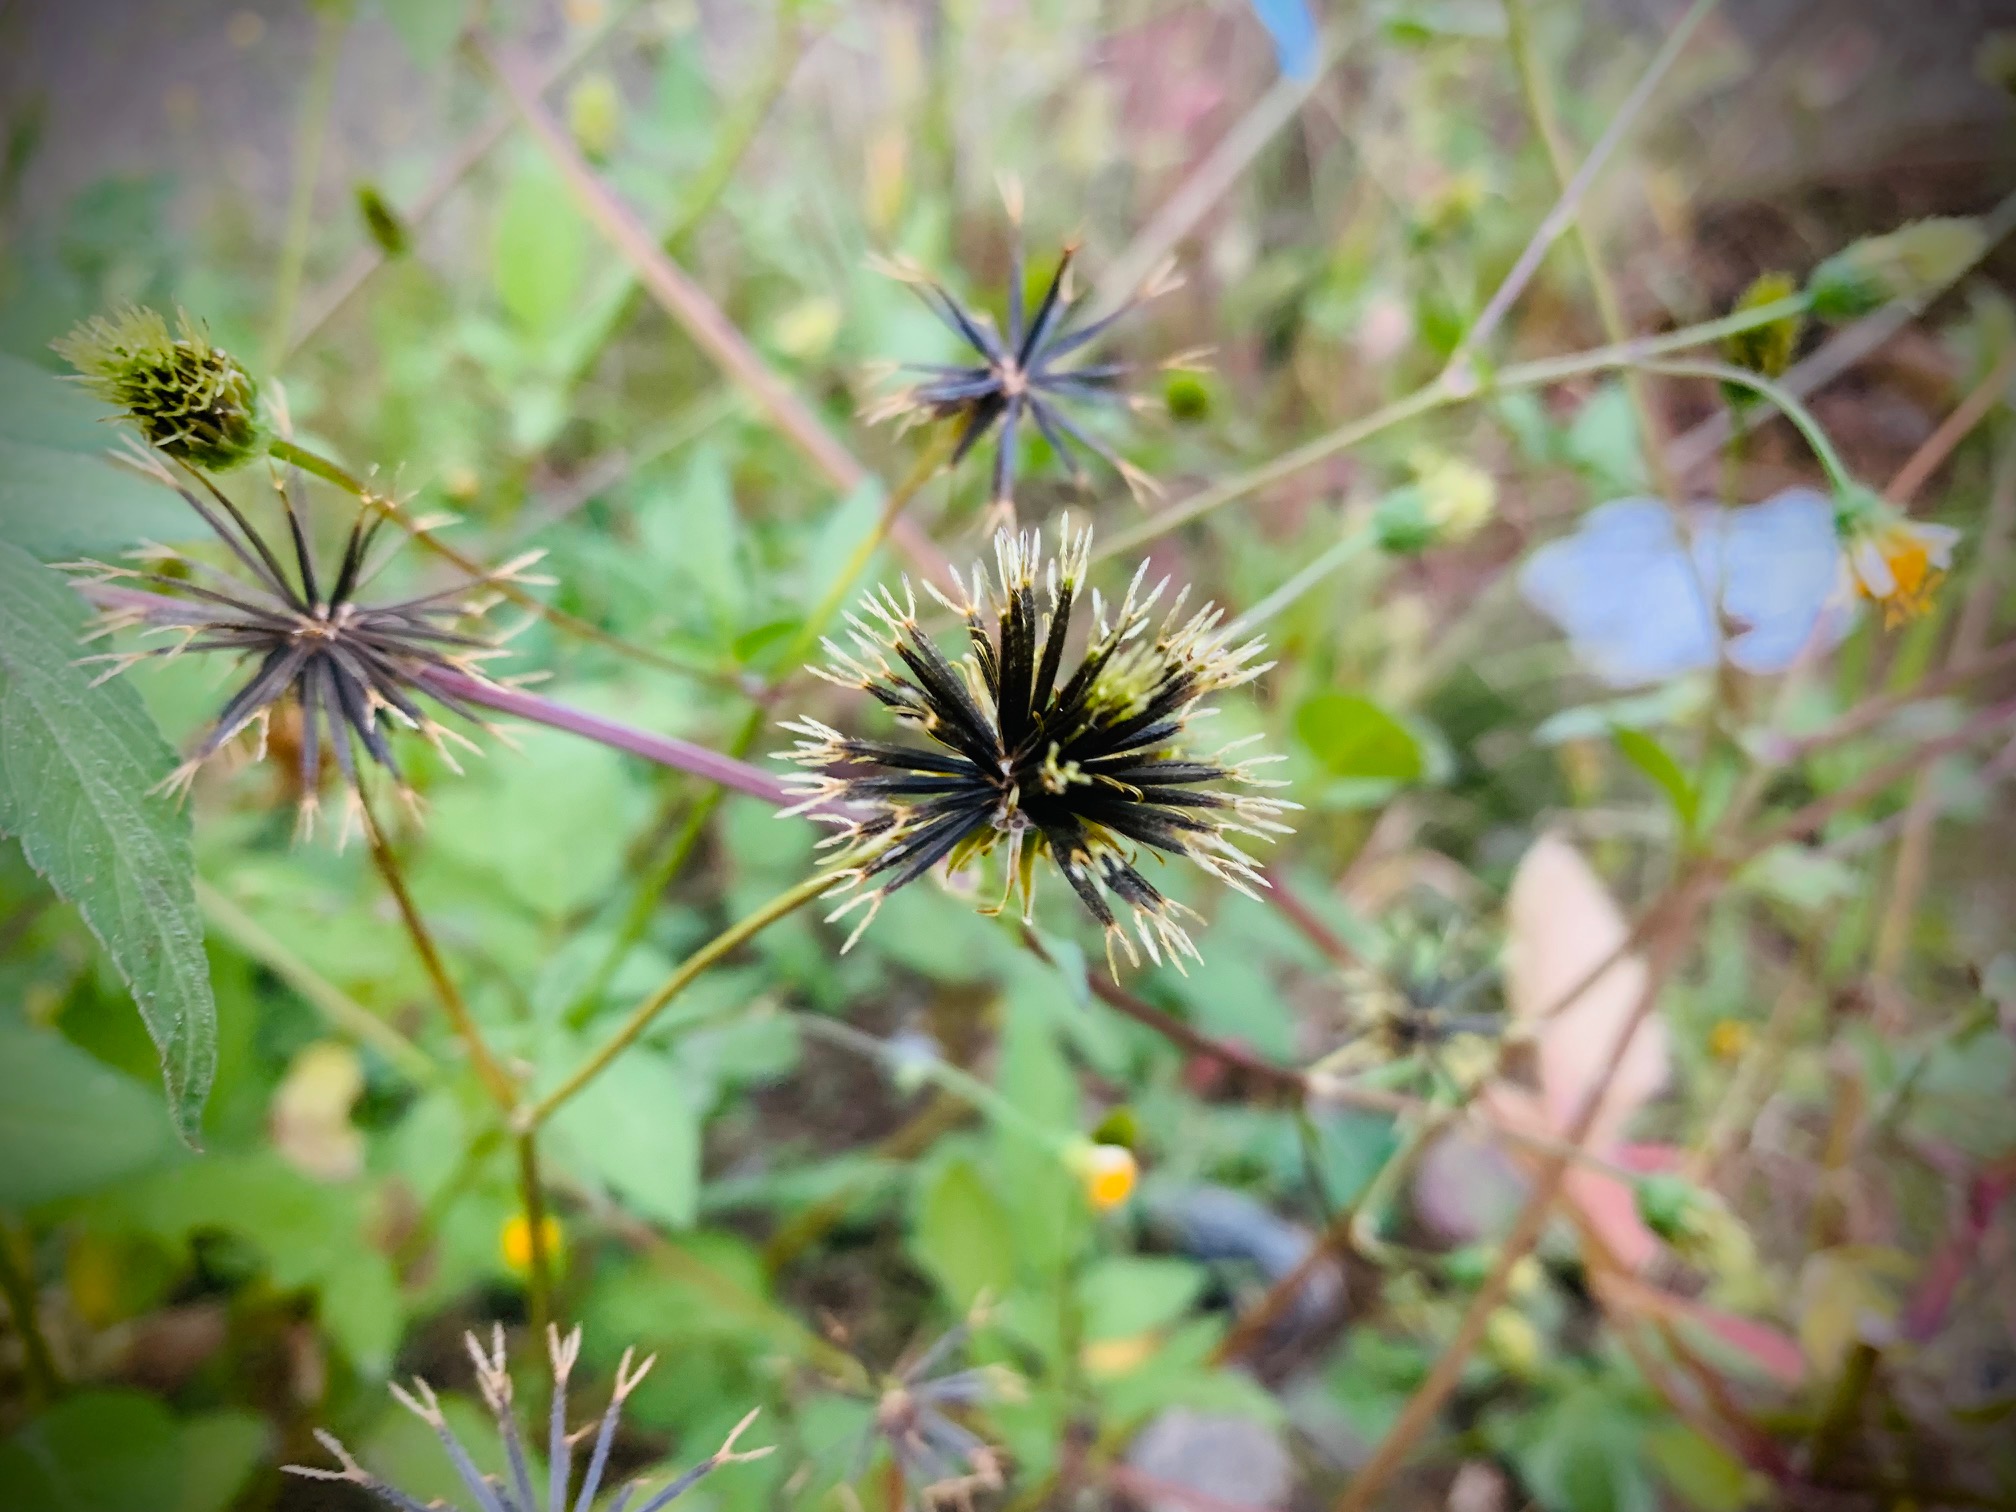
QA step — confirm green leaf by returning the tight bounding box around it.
[1612,726,1699,835]
[0,1020,175,1206]
[642,445,746,633]
[375,0,468,65]
[172,1412,267,1512]
[911,1155,1017,1308]
[493,156,588,340]
[0,543,215,1142]
[1077,1256,1205,1340]
[1507,1386,1659,1512]
[1294,692,1424,781]
[0,1391,182,1512]
[551,1049,701,1229]
[0,355,189,556]
[1565,383,1649,495]
[1645,1423,1756,1512]
[320,1253,404,1377]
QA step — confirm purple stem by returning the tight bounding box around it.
[422,668,795,805]
[74,584,800,808]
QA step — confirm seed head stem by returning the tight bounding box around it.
[528,872,837,1127]
[357,785,519,1112]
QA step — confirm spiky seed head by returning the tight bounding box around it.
[72,456,531,835]
[867,208,1177,517]
[287,1326,767,1511]
[777,518,1296,974]
[55,306,264,471]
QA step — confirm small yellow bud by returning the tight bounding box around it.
[1708,1019,1752,1064]
[1067,1141,1138,1211]
[1719,271,1803,400]
[1483,1307,1543,1378]
[500,1212,564,1276]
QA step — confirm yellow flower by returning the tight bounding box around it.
[500,1212,564,1276]
[1708,1018,1752,1063]
[1067,1141,1138,1211]
[1845,513,1961,626]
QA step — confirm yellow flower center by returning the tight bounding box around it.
[1072,1142,1138,1211]
[1857,528,1945,625]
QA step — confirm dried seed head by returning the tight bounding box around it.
[777,518,1295,974]
[54,307,264,471]
[867,205,1176,519]
[72,455,535,834]
[286,1326,768,1512]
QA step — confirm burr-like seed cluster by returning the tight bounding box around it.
[778,519,1296,972]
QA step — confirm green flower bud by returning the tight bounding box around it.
[1164,370,1212,424]
[355,184,409,257]
[1719,271,1802,408]
[1375,450,1496,555]
[1807,218,1987,321]
[54,307,263,471]
[568,72,623,162]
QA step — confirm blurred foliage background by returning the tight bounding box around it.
[3,1,2016,1509]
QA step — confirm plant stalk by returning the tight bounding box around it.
[527,872,836,1126]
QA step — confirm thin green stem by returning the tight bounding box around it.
[528,872,835,1127]
[0,1222,61,1404]
[791,436,953,671]
[561,437,950,1027]
[514,1132,555,1338]
[561,702,768,1028]
[1099,294,1811,558]
[358,786,519,1112]
[198,879,436,1084]
[1502,0,1679,504]
[265,437,735,686]
[560,13,808,398]
[1233,522,1378,630]
[1451,0,1722,367]
[1639,358,1854,493]
[266,6,346,371]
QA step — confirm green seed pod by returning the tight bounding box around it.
[1807,218,1987,321]
[54,307,263,471]
[1719,271,1802,406]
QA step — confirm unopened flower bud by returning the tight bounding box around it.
[1067,1140,1138,1211]
[1719,271,1803,403]
[1807,218,1987,320]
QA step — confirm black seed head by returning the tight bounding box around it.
[863,192,1187,520]
[778,519,1296,974]
[72,454,539,837]
[55,307,264,472]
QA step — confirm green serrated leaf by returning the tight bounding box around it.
[0,544,214,1143]
[1612,726,1700,835]
[0,1020,176,1206]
